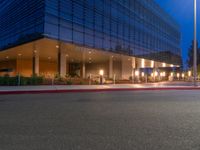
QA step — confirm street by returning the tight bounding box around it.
[1,90,200,150]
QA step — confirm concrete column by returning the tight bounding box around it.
[57,44,67,77]
[32,52,39,75]
[121,56,133,80]
[60,52,67,77]
[82,51,86,79]
[131,57,136,80]
[82,62,86,79]
[109,57,113,79]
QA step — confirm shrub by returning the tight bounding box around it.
[66,80,72,85]
[0,75,44,86]
[28,75,44,85]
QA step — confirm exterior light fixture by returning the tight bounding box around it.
[99,69,104,76]
[154,71,158,77]
[170,72,173,77]
[182,73,185,78]
[162,63,166,67]
[151,73,154,77]
[56,45,59,49]
[18,54,22,56]
[188,71,192,77]
[135,70,139,77]
[141,72,145,77]
[161,72,165,77]
[99,69,104,85]
[177,73,180,78]
[163,72,166,77]
[151,61,154,68]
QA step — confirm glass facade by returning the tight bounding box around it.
[0,0,45,50]
[0,0,181,65]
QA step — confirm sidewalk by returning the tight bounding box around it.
[0,82,200,95]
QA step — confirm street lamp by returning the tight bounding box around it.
[99,69,104,85]
[193,0,197,86]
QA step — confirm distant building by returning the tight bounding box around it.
[0,0,181,79]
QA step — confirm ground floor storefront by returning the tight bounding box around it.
[0,38,180,84]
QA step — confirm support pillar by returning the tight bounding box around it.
[82,51,86,79]
[121,56,133,80]
[60,52,67,77]
[82,62,86,79]
[58,46,67,77]
[131,57,136,82]
[109,56,113,79]
[32,52,39,76]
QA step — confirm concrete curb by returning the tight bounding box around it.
[0,87,200,95]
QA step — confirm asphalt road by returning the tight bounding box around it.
[1,91,200,150]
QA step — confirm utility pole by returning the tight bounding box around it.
[193,0,197,86]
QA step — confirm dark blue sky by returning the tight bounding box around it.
[155,0,200,67]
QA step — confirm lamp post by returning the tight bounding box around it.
[193,0,197,86]
[99,69,104,85]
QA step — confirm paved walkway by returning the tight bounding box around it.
[0,82,200,94]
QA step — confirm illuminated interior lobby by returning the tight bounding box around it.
[0,38,178,80]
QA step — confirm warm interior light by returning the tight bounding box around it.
[170,72,173,77]
[162,63,166,67]
[162,72,166,77]
[141,72,145,77]
[154,71,158,77]
[151,61,154,68]
[177,73,180,78]
[141,59,145,68]
[182,73,185,78]
[99,70,104,76]
[135,70,139,76]
[170,64,174,67]
[188,71,191,77]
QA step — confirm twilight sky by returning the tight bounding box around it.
[155,0,200,67]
